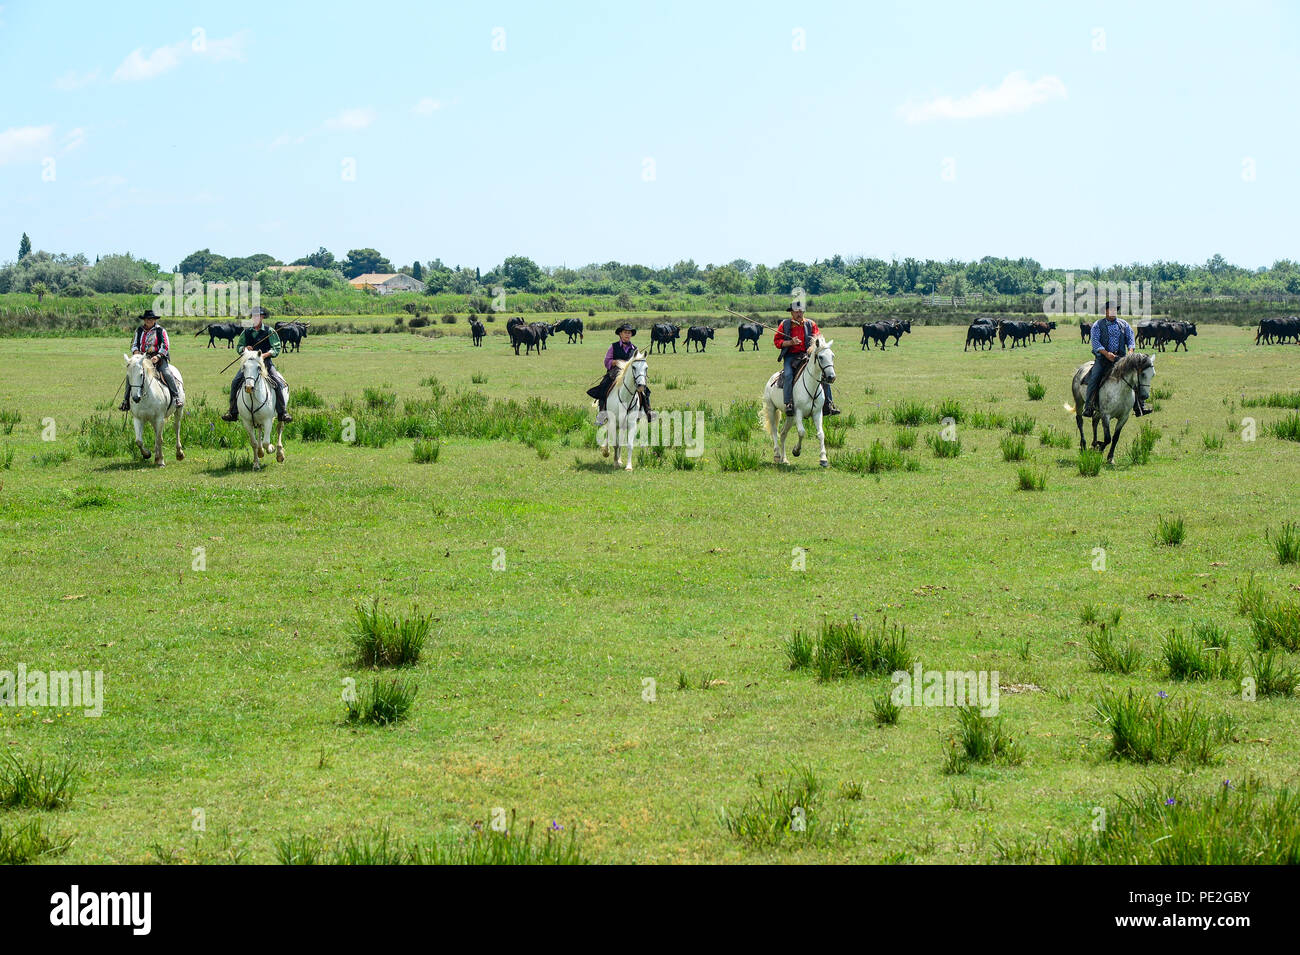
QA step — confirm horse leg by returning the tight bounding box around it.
[174,408,185,460]
[624,414,635,471]
[153,416,165,467]
[814,408,828,467]
[777,416,794,465]
[246,421,262,470]
[132,416,149,460]
[791,409,805,457]
[275,419,285,463]
[1076,410,1085,450]
[1109,419,1126,463]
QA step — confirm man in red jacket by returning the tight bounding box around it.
[773,304,839,416]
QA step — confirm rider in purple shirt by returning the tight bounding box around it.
[586,323,651,424]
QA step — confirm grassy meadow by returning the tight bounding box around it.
[0,322,1298,863]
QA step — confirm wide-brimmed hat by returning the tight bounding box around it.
[139,309,159,321]
[248,306,270,320]
[615,322,635,334]
[788,303,805,313]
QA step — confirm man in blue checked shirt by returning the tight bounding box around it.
[1082,300,1147,418]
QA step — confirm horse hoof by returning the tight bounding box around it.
[276,451,285,463]
[820,460,829,468]
[176,450,185,461]
[791,447,800,457]
[601,447,610,458]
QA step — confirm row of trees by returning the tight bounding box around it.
[8,233,1300,300]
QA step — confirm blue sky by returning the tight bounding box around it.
[1,0,1296,271]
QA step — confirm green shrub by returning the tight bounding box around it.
[1078,448,1103,476]
[1267,521,1300,565]
[1156,514,1186,546]
[1247,649,1299,697]
[999,435,1027,461]
[345,676,417,725]
[894,429,916,450]
[926,432,961,458]
[942,707,1025,775]
[1160,625,1239,681]
[1008,414,1035,435]
[787,617,913,682]
[351,599,429,667]
[1092,689,1236,765]
[1016,466,1046,491]
[0,754,78,810]
[1270,413,1300,442]
[412,438,441,463]
[720,768,852,848]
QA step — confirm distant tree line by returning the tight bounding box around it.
[5,233,1300,302]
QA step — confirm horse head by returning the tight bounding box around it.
[810,336,836,384]
[124,352,153,404]
[630,351,649,390]
[241,350,266,394]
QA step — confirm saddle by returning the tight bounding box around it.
[779,354,810,386]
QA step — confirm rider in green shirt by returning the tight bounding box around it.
[221,307,292,422]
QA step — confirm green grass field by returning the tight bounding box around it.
[1,323,1297,863]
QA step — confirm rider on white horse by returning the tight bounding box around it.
[773,304,840,417]
[221,307,292,423]
[118,310,182,411]
[587,323,652,426]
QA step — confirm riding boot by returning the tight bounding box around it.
[118,379,130,412]
[822,383,840,416]
[221,377,241,421]
[275,384,292,422]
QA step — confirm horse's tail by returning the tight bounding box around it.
[760,393,776,437]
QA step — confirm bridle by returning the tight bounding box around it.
[615,357,647,410]
[799,345,836,401]
[241,355,271,417]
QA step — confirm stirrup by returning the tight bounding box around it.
[221,410,238,421]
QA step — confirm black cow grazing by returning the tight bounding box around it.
[886,319,911,346]
[737,323,764,350]
[1257,316,1300,344]
[276,324,304,352]
[1156,320,1196,352]
[1135,320,1158,349]
[508,321,541,355]
[650,322,681,354]
[470,317,486,346]
[860,321,894,351]
[553,317,583,343]
[1031,320,1056,342]
[529,322,554,350]
[196,322,240,348]
[1080,321,1093,343]
[685,326,714,352]
[965,322,996,351]
[999,320,1033,349]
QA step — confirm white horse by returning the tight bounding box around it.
[237,350,285,470]
[1067,351,1155,462]
[123,353,184,466]
[760,335,837,467]
[599,350,649,471]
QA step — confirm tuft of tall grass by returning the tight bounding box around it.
[1156,514,1186,546]
[926,432,961,458]
[1269,412,1300,442]
[1247,649,1300,697]
[1235,578,1300,652]
[787,617,914,682]
[344,677,418,725]
[0,754,78,810]
[1055,778,1300,864]
[294,386,326,408]
[1267,521,1300,565]
[1026,381,1046,401]
[351,599,429,667]
[872,695,901,727]
[999,435,1027,461]
[719,768,852,848]
[1201,432,1224,451]
[1084,624,1142,674]
[1092,688,1236,765]
[1160,625,1239,681]
[941,706,1025,775]
[411,438,441,463]
[832,440,905,474]
[0,409,19,435]
[0,819,72,865]
[894,429,917,450]
[891,400,935,427]
[717,442,762,471]
[1077,448,1103,476]
[1008,414,1035,436]
[1039,425,1071,448]
[1016,466,1046,491]
[1126,422,1161,465]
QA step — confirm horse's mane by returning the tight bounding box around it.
[245,351,268,378]
[1108,351,1152,380]
[609,351,644,391]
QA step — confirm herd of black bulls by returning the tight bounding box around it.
[1255,315,1300,345]
[195,319,310,351]
[964,318,1056,351]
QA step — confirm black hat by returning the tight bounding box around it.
[615,322,635,334]
[788,303,805,313]
[249,306,270,319]
[139,309,159,321]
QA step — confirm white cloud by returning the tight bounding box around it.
[899,71,1066,124]
[324,107,376,131]
[113,40,188,82]
[111,32,248,82]
[0,125,54,165]
[269,132,306,150]
[54,69,101,91]
[412,97,441,117]
[63,127,86,151]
